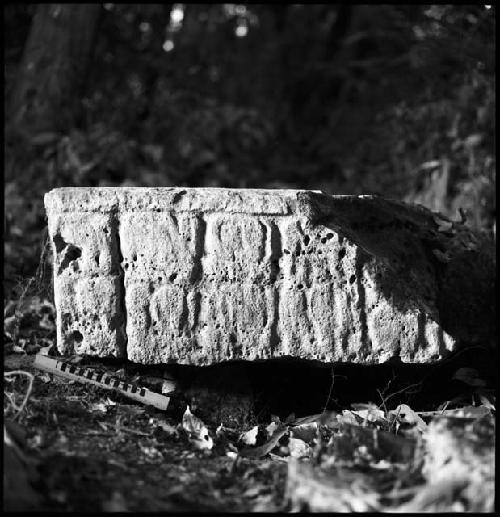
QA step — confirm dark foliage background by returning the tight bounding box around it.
[4,4,496,298]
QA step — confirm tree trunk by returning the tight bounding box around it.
[9,4,102,134]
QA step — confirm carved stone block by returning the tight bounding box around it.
[45,188,495,364]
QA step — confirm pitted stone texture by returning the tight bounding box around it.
[45,188,495,364]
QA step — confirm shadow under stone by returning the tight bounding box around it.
[119,344,495,426]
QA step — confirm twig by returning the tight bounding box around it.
[4,370,34,421]
[4,392,20,411]
[12,277,35,345]
[377,389,388,415]
[377,371,397,414]
[322,367,336,414]
[115,424,151,437]
[378,381,423,409]
[239,424,288,458]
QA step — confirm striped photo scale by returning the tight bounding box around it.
[34,354,170,411]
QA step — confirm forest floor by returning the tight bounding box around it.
[5,353,288,512]
[3,308,496,512]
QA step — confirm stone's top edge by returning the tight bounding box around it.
[46,187,322,194]
[44,187,364,215]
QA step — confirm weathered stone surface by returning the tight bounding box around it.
[45,187,495,365]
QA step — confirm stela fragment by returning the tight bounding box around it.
[44,187,495,365]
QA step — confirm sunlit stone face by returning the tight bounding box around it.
[44,186,487,365]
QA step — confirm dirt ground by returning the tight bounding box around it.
[4,354,288,512]
[3,348,496,512]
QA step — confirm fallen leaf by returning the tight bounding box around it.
[38,344,55,356]
[243,486,265,498]
[156,419,178,436]
[390,404,427,431]
[239,424,288,458]
[369,459,393,470]
[290,422,318,444]
[182,405,213,450]
[88,402,108,413]
[182,405,206,435]
[478,394,495,411]
[432,215,454,233]
[319,411,341,428]
[140,444,162,459]
[288,437,310,458]
[290,414,322,426]
[239,425,259,446]
[453,368,486,388]
[350,403,386,425]
[265,421,279,436]
[115,368,126,379]
[161,379,176,394]
[190,435,214,451]
[339,410,361,426]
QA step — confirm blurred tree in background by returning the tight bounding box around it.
[4,4,495,296]
[9,4,102,133]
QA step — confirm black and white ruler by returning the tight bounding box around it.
[34,354,171,411]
